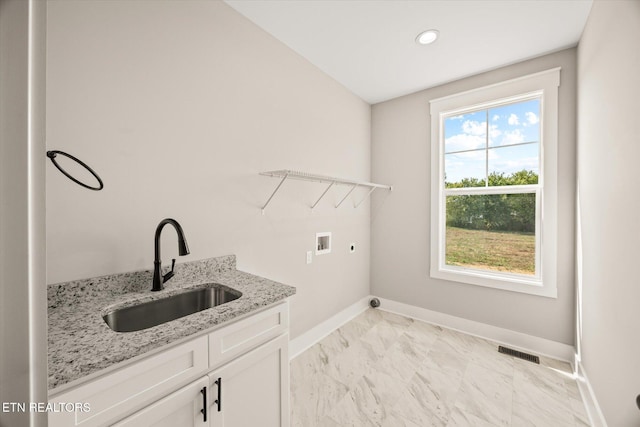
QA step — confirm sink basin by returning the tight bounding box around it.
[103,285,242,333]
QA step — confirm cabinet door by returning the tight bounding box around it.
[209,334,289,427]
[113,376,209,427]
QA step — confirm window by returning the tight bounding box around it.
[430,69,560,298]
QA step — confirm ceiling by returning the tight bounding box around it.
[225,0,593,104]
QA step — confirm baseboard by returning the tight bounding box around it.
[289,295,575,364]
[575,356,608,427]
[289,295,372,359]
[376,297,575,364]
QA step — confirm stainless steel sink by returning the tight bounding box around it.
[103,285,242,333]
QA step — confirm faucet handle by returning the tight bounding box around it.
[162,259,176,283]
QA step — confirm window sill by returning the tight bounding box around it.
[431,266,557,298]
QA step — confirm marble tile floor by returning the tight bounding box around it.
[290,308,589,427]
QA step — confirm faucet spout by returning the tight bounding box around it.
[152,218,190,291]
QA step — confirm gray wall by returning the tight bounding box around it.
[371,49,577,345]
[577,1,640,425]
[46,0,372,339]
[0,0,47,426]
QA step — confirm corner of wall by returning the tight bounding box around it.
[574,355,608,427]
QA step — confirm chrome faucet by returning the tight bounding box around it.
[152,218,190,291]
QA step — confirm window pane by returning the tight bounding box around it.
[444,110,486,154]
[488,99,540,147]
[445,151,486,187]
[487,143,539,185]
[445,193,536,275]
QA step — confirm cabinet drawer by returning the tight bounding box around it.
[112,376,209,427]
[49,335,208,427]
[209,301,288,367]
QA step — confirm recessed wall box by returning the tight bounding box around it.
[316,232,332,255]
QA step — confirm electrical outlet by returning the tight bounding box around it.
[306,251,312,264]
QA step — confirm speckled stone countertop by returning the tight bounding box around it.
[47,255,295,392]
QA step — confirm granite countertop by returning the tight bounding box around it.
[47,255,296,392]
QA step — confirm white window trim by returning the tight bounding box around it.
[429,68,560,298]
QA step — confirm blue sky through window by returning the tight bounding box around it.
[444,99,540,184]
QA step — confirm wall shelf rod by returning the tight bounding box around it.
[259,169,392,212]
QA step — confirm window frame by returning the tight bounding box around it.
[430,68,560,298]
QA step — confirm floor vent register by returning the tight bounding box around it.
[498,345,540,364]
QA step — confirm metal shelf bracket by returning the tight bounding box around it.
[311,181,335,210]
[355,187,377,208]
[259,170,392,213]
[336,184,358,208]
[261,172,289,215]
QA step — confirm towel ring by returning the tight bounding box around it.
[46,150,104,191]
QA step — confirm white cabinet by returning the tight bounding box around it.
[48,302,290,427]
[208,334,289,427]
[113,377,209,427]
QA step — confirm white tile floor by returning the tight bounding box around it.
[291,309,590,427]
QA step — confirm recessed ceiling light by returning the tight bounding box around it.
[416,29,439,45]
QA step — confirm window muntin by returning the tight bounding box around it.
[442,98,541,278]
[443,97,541,188]
[430,68,560,298]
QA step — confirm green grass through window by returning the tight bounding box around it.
[445,226,535,275]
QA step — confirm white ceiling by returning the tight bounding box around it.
[225,0,593,104]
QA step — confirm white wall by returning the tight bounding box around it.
[46,0,372,339]
[577,1,640,425]
[371,49,577,345]
[0,0,47,425]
